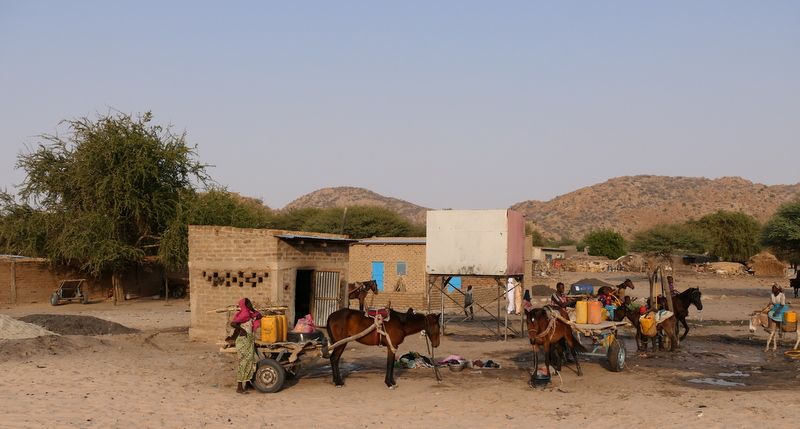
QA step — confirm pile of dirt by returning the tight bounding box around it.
[0,314,57,340]
[0,335,106,362]
[529,284,555,296]
[18,314,138,336]
[747,252,787,277]
[705,262,747,276]
[570,278,614,289]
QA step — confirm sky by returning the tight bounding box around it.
[1,1,798,210]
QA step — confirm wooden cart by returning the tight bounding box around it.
[571,320,630,372]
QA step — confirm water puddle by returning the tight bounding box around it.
[717,371,749,377]
[688,377,746,387]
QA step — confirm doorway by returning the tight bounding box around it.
[294,269,313,323]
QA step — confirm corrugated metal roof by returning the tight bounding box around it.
[275,234,357,243]
[356,237,427,245]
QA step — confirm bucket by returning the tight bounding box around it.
[575,301,588,324]
[261,315,288,343]
[587,301,602,324]
[785,311,797,324]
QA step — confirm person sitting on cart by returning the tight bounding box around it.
[597,289,615,307]
[550,282,573,309]
[229,298,262,394]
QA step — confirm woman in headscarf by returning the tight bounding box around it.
[768,283,787,323]
[230,298,262,393]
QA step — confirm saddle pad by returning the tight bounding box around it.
[367,308,389,319]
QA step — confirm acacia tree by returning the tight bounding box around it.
[9,112,207,300]
[693,210,760,263]
[630,223,708,258]
[581,229,626,260]
[762,200,800,268]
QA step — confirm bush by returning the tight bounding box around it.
[582,229,626,260]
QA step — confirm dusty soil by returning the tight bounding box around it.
[1,271,797,428]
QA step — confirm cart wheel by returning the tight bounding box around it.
[252,358,286,393]
[607,339,626,372]
[50,293,60,306]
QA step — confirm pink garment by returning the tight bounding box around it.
[232,298,261,330]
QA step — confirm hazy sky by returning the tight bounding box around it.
[1,2,798,209]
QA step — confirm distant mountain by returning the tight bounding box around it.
[280,177,800,239]
[283,187,428,224]
[511,176,800,240]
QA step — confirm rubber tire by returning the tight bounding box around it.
[50,293,60,306]
[252,358,286,393]
[607,339,626,372]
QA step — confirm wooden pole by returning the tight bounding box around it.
[164,269,170,304]
[660,267,675,312]
[10,260,17,305]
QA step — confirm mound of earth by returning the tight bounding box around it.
[529,284,556,296]
[0,314,56,340]
[0,335,107,362]
[18,314,138,336]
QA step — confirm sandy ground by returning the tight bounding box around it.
[1,272,798,429]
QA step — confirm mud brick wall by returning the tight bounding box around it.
[0,257,163,306]
[349,243,426,311]
[188,226,350,341]
[427,276,514,317]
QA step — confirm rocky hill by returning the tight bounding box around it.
[282,177,800,239]
[511,176,800,240]
[283,187,428,224]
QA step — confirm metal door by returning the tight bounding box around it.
[312,271,340,327]
[371,262,384,291]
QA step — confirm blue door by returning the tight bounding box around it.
[371,262,385,291]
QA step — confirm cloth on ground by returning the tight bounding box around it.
[397,352,434,369]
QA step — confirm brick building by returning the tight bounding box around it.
[348,238,427,310]
[188,226,353,341]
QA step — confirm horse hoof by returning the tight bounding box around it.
[335,384,344,388]
[388,385,396,390]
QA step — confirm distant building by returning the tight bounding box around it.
[531,247,567,262]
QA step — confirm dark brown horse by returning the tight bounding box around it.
[614,304,678,352]
[347,280,379,311]
[597,279,635,301]
[525,307,585,385]
[326,308,440,388]
[790,274,800,298]
[671,287,703,340]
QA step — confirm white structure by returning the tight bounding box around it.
[426,209,525,276]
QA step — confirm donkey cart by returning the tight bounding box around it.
[249,332,329,393]
[571,320,630,372]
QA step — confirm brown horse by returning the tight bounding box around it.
[671,288,703,340]
[614,304,679,352]
[597,279,635,301]
[347,280,379,311]
[326,308,441,388]
[525,307,585,385]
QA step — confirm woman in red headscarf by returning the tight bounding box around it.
[230,298,262,393]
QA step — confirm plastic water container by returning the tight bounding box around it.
[785,311,797,323]
[587,301,602,324]
[261,315,287,343]
[575,301,588,324]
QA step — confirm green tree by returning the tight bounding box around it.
[159,188,275,270]
[582,229,626,259]
[762,200,800,268]
[630,223,708,257]
[6,112,207,296]
[693,210,760,262]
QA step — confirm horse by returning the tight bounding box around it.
[326,308,440,389]
[525,306,585,385]
[614,304,679,352]
[597,279,635,301]
[347,280,379,311]
[749,309,800,352]
[791,275,800,299]
[671,288,703,340]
